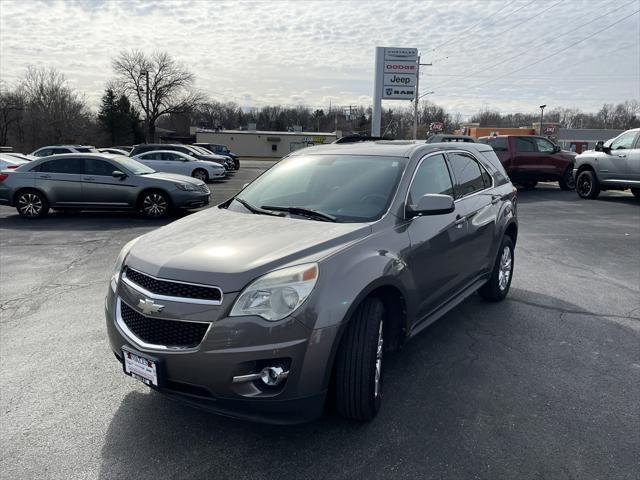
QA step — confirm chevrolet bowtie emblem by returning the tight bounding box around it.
[138,298,165,315]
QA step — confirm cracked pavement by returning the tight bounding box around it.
[1,170,639,480]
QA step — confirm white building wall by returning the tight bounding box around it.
[195,130,336,158]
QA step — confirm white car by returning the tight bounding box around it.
[0,154,29,170]
[31,145,98,157]
[99,148,130,156]
[133,150,226,182]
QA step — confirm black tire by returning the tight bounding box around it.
[15,189,49,219]
[139,190,171,218]
[559,166,576,191]
[519,181,537,190]
[631,188,640,199]
[478,236,514,302]
[576,170,600,199]
[334,297,385,421]
[192,168,209,182]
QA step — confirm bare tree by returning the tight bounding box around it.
[112,50,204,142]
[0,82,25,146]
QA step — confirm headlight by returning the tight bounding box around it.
[110,237,140,293]
[176,183,198,191]
[230,263,318,321]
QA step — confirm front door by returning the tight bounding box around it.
[403,153,469,321]
[35,157,83,205]
[81,158,136,206]
[608,130,640,181]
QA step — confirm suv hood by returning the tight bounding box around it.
[126,207,371,292]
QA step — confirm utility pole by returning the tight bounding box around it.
[140,70,150,143]
[539,104,546,136]
[413,57,432,140]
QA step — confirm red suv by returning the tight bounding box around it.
[478,135,576,190]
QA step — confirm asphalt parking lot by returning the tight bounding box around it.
[1,161,638,480]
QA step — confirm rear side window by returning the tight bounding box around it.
[52,148,72,154]
[39,158,83,174]
[408,154,454,204]
[448,152,485,198]
[515,137,536,152]
[485,137,508,151]
[85,159,116,176]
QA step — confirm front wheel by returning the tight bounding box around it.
[16,190,49,219]
[139,191,171,218]
[576,170,600,199]
[478,236,514,302]
[559,166,576,191]
[192,168,209,182]
[334,297,385,421]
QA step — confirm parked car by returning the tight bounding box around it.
[132,150,226,182]
[333,135,387,144]
[0,153,210,219]
[194,143,240,170]
[99,148,130,156]
[190,145,235,171]
[573,128,640,199]
[426,134,476,143]
[478,135,576,190]
[0,154,29,170]
[106,141,518,424]
[31,145,98,157]
[129,144,233,171]
[5,152,35,162]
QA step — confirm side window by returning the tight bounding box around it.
[535,138,555,153]
[448,152,485,199]
[480,165,493,188]
[610,131,637,150]
[515,137,536,152]
[85,159,116,176]
[39,158,83,174]
[487,137,508,151]
[52,148,72,154]
[35,148,52,157]
[408,154,454,205]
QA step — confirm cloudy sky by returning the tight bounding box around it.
[1,0,638,118]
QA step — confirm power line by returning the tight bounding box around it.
[460,9,640,92]
[430,0,639,92]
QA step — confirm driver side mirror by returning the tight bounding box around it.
[112,170,127,179]
[553,145,561,153]
[406,194,455,219]
[594,141,604,152]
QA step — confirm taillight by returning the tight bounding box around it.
[0,173,9,182]
[7,165,17,169]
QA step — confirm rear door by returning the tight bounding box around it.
[81,158,136,207]
[512,136,546,180]
[35,157,83,205]
[404,152,469,320]
[136,152,163,171]
[447,151,497,283]
[160,152,189,175]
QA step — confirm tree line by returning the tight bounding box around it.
[1,50,638,152]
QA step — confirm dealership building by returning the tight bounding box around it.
[193,128,337,158]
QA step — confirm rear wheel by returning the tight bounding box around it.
[334,297,385,421]
[631,188,640,198]
[479,236,514,302]
[576,170,600,199]
[16,190,49,219]
[192,168,209,182]
[139,191,171,218]
[559,166,576,191]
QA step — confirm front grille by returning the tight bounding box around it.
[123,267,222,302]
[120,301,209,348]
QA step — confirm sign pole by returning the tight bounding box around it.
[413,55,420,140]
[371,47,384,137]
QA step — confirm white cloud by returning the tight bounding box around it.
[0,0,638,116]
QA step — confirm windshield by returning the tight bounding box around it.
[191,145,214,156]
[235,154,408,223]
[114,155,155,174]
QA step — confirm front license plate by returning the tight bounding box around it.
[122,349,158,386]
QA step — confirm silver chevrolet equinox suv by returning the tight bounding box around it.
[106,141,518,424]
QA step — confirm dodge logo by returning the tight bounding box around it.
[138,298,165,315]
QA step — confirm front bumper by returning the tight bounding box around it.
[172,191,210,209]
[105,281,337,424]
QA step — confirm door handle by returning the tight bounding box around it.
[454,215,466,228]
[37,174,51,179]
[617,154,626,158]
[491,194,501,205]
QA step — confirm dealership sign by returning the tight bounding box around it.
[380,48,418,100]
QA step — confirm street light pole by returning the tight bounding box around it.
[413,57,432,140]
[539,104,546,136]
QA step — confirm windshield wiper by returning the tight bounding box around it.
[235,197,284,217]
[261,205,337,222]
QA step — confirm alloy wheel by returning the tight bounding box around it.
[498,246,512,291]
[193,170,207,182]
[18,193,43,218]
[578,175,592,197]
[142,193,168,217]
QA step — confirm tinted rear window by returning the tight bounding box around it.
[38,158,83,174]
